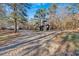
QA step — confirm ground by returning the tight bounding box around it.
[0,30,79,56]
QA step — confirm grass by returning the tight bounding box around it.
[61,32,79,51]
[52,32,79,55]
[62,32,79,41]
[0,35,11,45]
[0,32,20,46]
[0,36,9,41]
[0,32,20,41]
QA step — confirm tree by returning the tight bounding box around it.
[49,3,58,14]
[66,4,79,29]
[34,8,47,26]
[0,4,8,30]
[6,3,31,33]
[48,4,58,30]
[0,4,6,19]
[75,4,79,29]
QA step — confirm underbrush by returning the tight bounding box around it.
[55,32,79,55]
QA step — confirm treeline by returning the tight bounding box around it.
[33,4,79,31]
[0,3,79,32]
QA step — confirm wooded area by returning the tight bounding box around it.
[0,4,79,32]
[0,3,79,56]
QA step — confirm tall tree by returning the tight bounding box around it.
[48,4,58,29]
[49,3,58,14]
[66,4,78,29]
[0,4,5,19]
[7,3,31,33]
[34,8,47,25]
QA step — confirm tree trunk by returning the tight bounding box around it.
[14,18,17,33]
[13,3,18,33]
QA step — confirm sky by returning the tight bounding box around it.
[27,3,71,19]
[5,3,51,19]
[27,3,51,19]
[4,3,78,20]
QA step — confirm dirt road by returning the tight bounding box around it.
[0,30,58,56]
